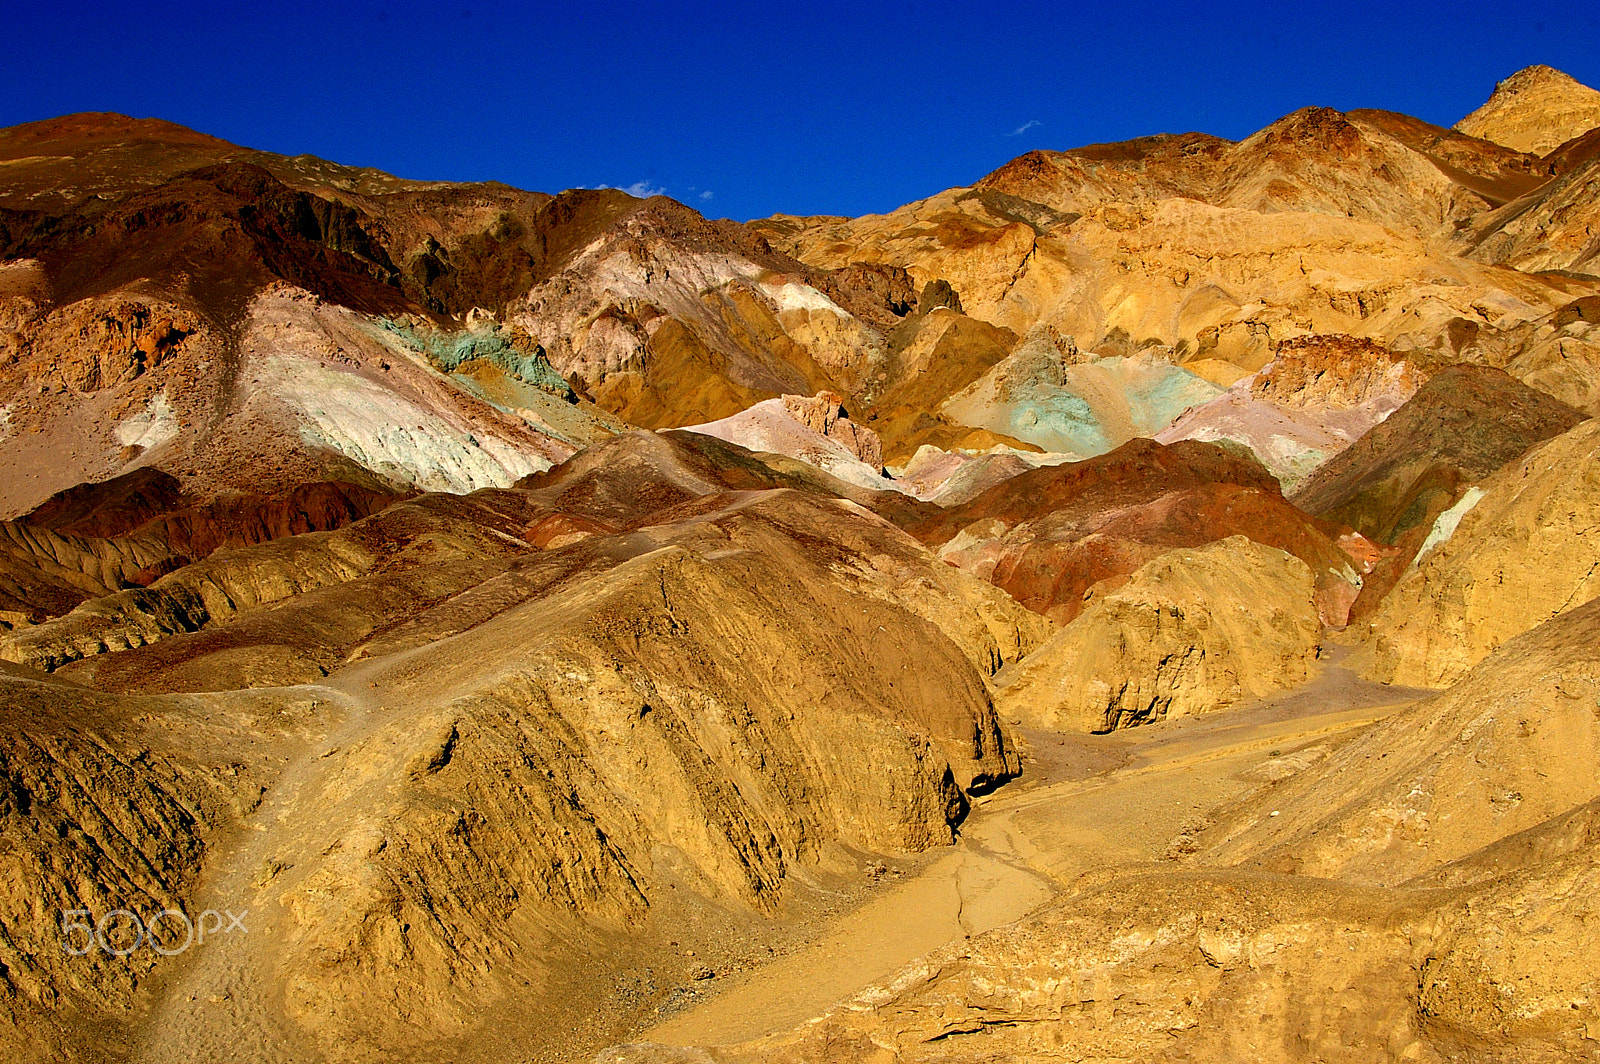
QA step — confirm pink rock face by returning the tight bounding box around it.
[1337,531,1384,574]
[896,447,974,497]
[895,447,1039,504]
[781,392,884,468]
[1159,335,1429,490]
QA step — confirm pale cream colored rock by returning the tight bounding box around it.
[764,281,887,394]
[507,218,888,430]
[1161,334,1426,489]
[678,394,891,490]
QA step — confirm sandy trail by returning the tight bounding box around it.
[640,647,1422,1048]
[126,683,366,1064]
[643,846,1053,1047]
[127,652,422,1064]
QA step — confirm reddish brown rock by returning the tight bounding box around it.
[915,438,1366,626]
[1251,334,1424,409]
[0,468,401,624]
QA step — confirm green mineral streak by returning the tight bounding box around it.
[376,318,574,400]
[1006,393,1111,455]
[1124,370,1222,436]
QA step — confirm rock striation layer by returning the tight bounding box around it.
[0,431,1054,1062]
[914,437,1368,627]
[603,599,1600,1064]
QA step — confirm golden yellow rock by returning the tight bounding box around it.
[1213,597,1600,886]
[1455,65,1600,155]
[1365,416,1600,688]
[995,536,1319,731]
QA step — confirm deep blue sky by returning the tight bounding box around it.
[7,1,1600,220]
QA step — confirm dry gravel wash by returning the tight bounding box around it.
[630,646,1416,1052]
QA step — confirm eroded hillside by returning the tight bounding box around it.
[2,64,1600,1064]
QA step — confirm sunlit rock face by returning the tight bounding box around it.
[6,64,1600,1064]
[994,536,1321,732]
[1364,415,1600,689]
[1455,64,1600,155]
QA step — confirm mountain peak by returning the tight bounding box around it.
[1454,64,1600,155]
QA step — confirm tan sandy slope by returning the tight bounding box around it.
[606,600,1600,1064]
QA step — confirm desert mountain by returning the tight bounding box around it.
[1454,64,1600,154]
[1157,333,1427,489]
[1291,364,1585,545]
[1288,363,1586,618]
[753,69,1600,475]
[1206,595,1600,885]
[0,430,1049,1061]
[1463,125,1600,275]
[0,115,929,516]
[606,584,1600,1064]
[6,81,1600,519]
[4,63,1600,1064]
[0,467,398,627]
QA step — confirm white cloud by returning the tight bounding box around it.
[1008,119,1042,137]
[586,181,670,198]
[699,190,714,201]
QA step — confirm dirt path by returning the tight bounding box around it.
[643,845,1053,1047]
[638,650,1422,1049]
[127,666,403,1064]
